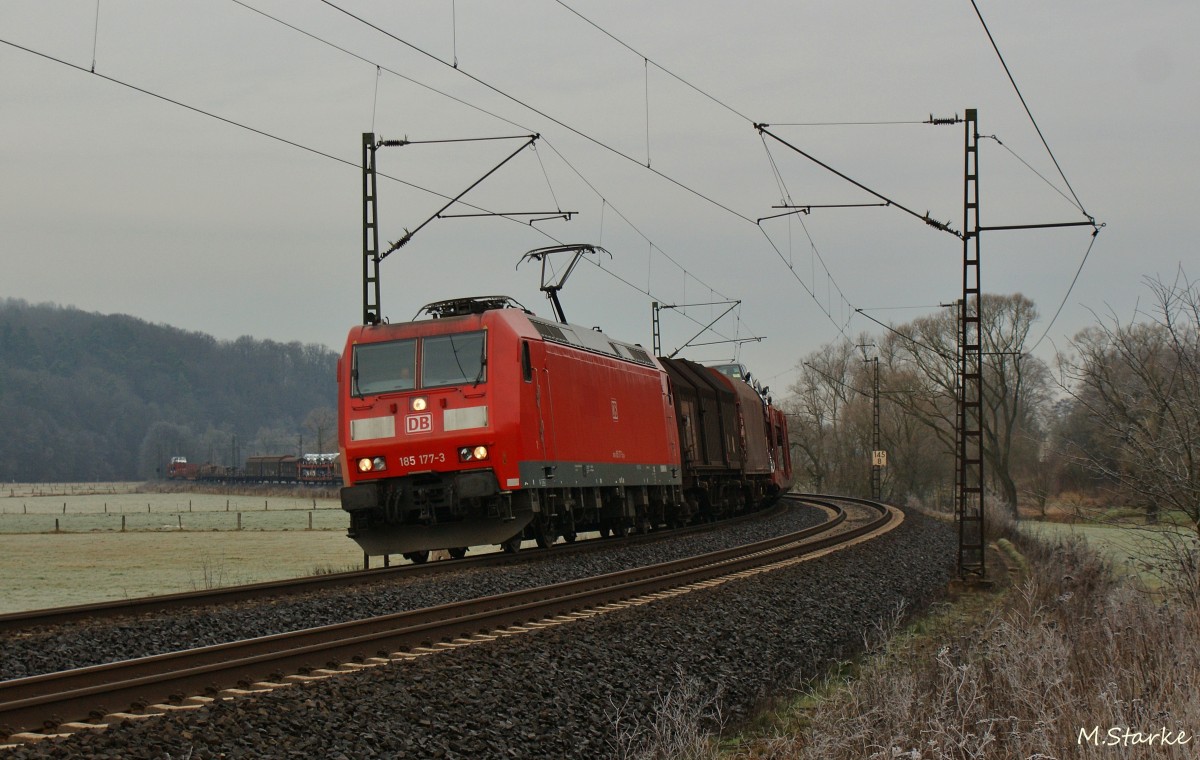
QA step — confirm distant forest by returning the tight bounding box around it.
[0,299,339,482]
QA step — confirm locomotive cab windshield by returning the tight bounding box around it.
[421,331,486,388]
[351,331,486,396]
[352,338,416,396]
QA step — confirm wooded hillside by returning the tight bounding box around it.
[0,299,338,482]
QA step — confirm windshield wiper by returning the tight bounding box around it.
[472,338,487,387]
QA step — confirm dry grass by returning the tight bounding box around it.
[609,668,724,760]
[713,533,1200,760]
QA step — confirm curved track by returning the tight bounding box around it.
[0,495,897,742]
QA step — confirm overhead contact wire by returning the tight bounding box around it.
[234,0,750,339]
[968,0,1093,222]
[538,138,739,305]
[1027,230,1100,353]
[0,36,551,236]
[549,0,955,342]
[756,136,857,342]
[89,0,101,72]
[644,57,651,167]
[550,0,860,340]
[981,134,1081,214]
[230,0,532,134]
[553,0,754,124]
[318,0,756,225]
[7,15,749,350]
[968,0,1104,357]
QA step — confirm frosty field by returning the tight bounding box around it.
[0,485,364,613]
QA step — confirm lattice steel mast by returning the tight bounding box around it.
[957,109,986,579]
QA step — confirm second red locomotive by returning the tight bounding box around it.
[338,295,791,563]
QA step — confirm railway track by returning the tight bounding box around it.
[0,495,898,744]
[0,501,785,634]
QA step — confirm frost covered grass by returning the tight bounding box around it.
[713,532,1200,760]
[0,529,365,613]
[0,486,361,613]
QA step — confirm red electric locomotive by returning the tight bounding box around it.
[338,296,683,562]
[337,295,793,563]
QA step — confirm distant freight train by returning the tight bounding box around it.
[167,453,341,486]
[337,295,793,563]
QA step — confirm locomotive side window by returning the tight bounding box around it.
[422,331,487,388]
[353,339,417,396]
[521,341,533,382]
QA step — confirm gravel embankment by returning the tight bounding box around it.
[1,506,826,680]
[4,508,956,759]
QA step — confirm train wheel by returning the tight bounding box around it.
[560,513,577,544]
[535,520,558,549]
[448,547,468,560]
[502,534,523,553]
[403,550,430,565]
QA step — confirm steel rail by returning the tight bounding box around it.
[0,501,785,633]
[0,496,891,738]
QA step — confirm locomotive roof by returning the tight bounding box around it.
[415,295,530,319]
[352,295,657,369]
[522,313,656,368]
[415,294,657,368]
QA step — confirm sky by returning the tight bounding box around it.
[2,0,1196,394]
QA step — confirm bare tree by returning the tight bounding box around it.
[883,294,1050,519]
[1057,271,1200,539]
[304,406,338,454]
[787,339,869,495]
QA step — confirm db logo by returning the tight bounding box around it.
[405,413,433,434]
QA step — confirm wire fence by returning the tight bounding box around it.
[0,488,345,533]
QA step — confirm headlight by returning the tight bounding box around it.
[458,445,489,462]
[411,397,428,411]
[357,456,387,472]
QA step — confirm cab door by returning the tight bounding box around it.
[522,339,554,463]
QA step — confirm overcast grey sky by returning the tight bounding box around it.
[2,1,1195,390]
